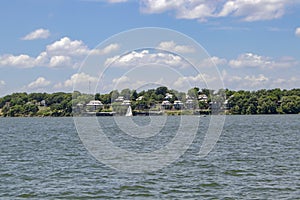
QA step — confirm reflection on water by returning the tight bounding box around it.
[0,115,299,199]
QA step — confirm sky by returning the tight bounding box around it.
[0,0,300,96]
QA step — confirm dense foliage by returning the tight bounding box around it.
[0,88,299,117]
[226,88,300,114]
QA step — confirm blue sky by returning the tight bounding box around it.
[0,0,300,96]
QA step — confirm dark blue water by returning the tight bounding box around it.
[0,115,299,199]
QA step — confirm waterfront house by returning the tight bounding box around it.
[164,93,173,100]
[161,100,171,109]
[185,99,197,110]
[198,94,208,102]
[136,96,144,101]
[121,100,131,106]
[174,100,184,110]
[86,100,103,111]
[115,96,125,102]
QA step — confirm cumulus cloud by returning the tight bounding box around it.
[0,37,119,68]
[112,76,130,84]
[229,53,272,68]
[222,72,270,89]
[105,49,188,68]
[229,53,298,69]
[55,73,98,90]
[157,41,195,53]
[173,73,217,89]
[218,0,288,21]
[98,43,120,55]
[0,54,37,68]
[27,77,51,89]
[140,0,297,22]
[49,56,72,67]
[46,37,92,56]
[0,80,5,86]
[244,74,269,84]
[108,76,172,92]
[295,27,300,37]
[272,76,300,88]
[22,28,50,40]
[199,56,227,68]
[141,0,216,21]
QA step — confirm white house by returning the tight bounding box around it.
[86,100,103,111]
[198,94,208,102]
[161,100,171,109]
[136,96,144,101]
[121,100,131,106]
[164,93,173,100]
[174,100,184,109]
[115,96,125,102]
[185,99,197,109]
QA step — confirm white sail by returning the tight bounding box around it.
[125,106,133,116]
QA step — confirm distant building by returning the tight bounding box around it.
[136,96,144,101]
[185,99,197,110]
[198,94,208,102]
[164,93,173,100]
[121,100,131,106]
[161,100,171,109]
[86,100,103,111]
[223,99,229,109]
[115,96,125,102]
[174,100,184,110]
[40,100,47,106]
[76,103,84,107]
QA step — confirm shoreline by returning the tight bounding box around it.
[1,113,299,118]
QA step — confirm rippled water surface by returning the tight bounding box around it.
[0,115,299,199]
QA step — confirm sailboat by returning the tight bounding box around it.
[125,106,133,116]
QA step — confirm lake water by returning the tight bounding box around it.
[0,115,299,199]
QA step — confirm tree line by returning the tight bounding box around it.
[0,87,299,117]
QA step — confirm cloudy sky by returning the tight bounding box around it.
[1,0,300,96]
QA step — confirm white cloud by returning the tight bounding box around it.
[229,53,298,69]
[0,37,119,68]
[0,80,5,86]
[28,77,51,89]
[112,76,130,84]
[173,73,217,89]
[22,28,50,40]
[105,49,188,68]
[46,37,91,57]
[222,72,270,89]
[140,0,297,22]
[49,56,72,68]
[157,41,195,53]
[199,56,227,68]
[271,76,300,88]
[97,43,120,55]
[141,0,217,21]
[55,73,98,90]
[0,54,36,68]
[244,74,269,84]
[219,0,289,21]
[229,53,272,68]
[295,27,300,37]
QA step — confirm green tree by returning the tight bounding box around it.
[130,90,138,101]
[121,88,131,100]
[110,90,119,101]
[155,86,168,96]
[187,87,199,99]
[280,96,300,114]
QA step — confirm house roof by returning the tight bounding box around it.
[161,100,171,105]
[86,100,103,106]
